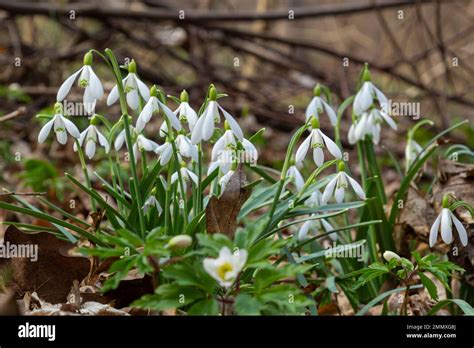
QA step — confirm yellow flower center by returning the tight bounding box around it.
[217,262,233,280]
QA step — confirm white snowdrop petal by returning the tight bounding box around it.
[322,176,338,204]
[62,116,80,138]
[56,131,68,144]
[96,130,110,153]
[320,131,342,159]
[190,114,205,144]
[334,187,345,203]
[202,104,216,141]
[353,82,373,115]
[440,208,453,244]
[85,140,96,159]
[313,147,324,167]
[158,100,182,131]
[135,77,150,101]
[87,66,104,99]
[114,130,126,151]
[346,174,366,200]
[57,68,82,101]
[429,213,442,247]
[450,212,468,246]
[298,221,313,241]
[219,104,243,140]
[295,134,311,164]
[305,97,317,120]
[107,84,119,106]
[322,100,337,126]
[38,119,55,143]
[127,89,139,110]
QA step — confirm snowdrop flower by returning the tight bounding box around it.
[174,90,198,131]
[219,169,234,192]
[405,138,423,171]
[191,85,243,144]
[429,195,468,247]
[305,84,337,126]
[171,165,198,193]
[142,190,162,214]
[287,164,305,192]
[73,116,110,159]
[353,66,388,116]
[322,162,366,204]
[38,103,80,145]
[348,109,397,145]
[56,51,104,114]
[296,116,342,167]
[107,60,150,110]
[155,135,197,165]
[298,218,336,241]
[133,134,159,163]
[305,189,323,207]
[136,85,181,132]
[383,251,401,262]
[241,138,259,165]
[203,247,247,287]
[212,128,237,174]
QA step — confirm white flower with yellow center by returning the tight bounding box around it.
[429,196,468,247]
[56,51,104,114]
[305,84,337,126]
[322,162,366,204]
[73,121,109,159]
[296,117,342,167]
[191,86,243,144]
[37,104,80,145]
[203,247,247,287]
[107,60,150,110]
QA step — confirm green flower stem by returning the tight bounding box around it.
[104,48,146,238]
[75,139,96,212]
[364,139,387,204]
[164,158,173,234]
[107,153,123,213]
[264,124,308,231]
[197,143,203,213]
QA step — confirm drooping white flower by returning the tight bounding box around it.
[305,189,323,207]
[171,166,198,193]
[348,109,397,145]
[191,86,243,144]
[57,51,104,114]
[136,86,181,133]
[73,122,109,159]
[133,134,159,163]
[298,218,336,241]
[287,165,305,192]
[353,80,388,116]
[322,163,366,204]
[295,117,342,167]
[405,139,423,171]
[429,198,468,247]
[241,138,259,165]
[142,194,162,214]
[107,60,150,110]
[155,135,197,165]
[38,105,80,145]
[305,84,337,126]
[203,246,247,287]
[174,90,198,131]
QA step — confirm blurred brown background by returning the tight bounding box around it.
[0,0,473,155]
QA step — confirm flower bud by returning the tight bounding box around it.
[128,59,137,74]
[209,86,218,101]
[83,51,93,66]
[442,194,450,208]
[383,250,401,262]
[313,84,321,97]
[150,85,158,97]
[167,235,192,250]
[310,115,320,129]
[362,63,371,82]
[180,90,189,102]
[337,161,345,172]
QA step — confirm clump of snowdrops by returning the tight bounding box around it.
[1,49,473,315]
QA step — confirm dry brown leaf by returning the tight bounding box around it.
[1,225,90,303]
[206,165,251,239]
